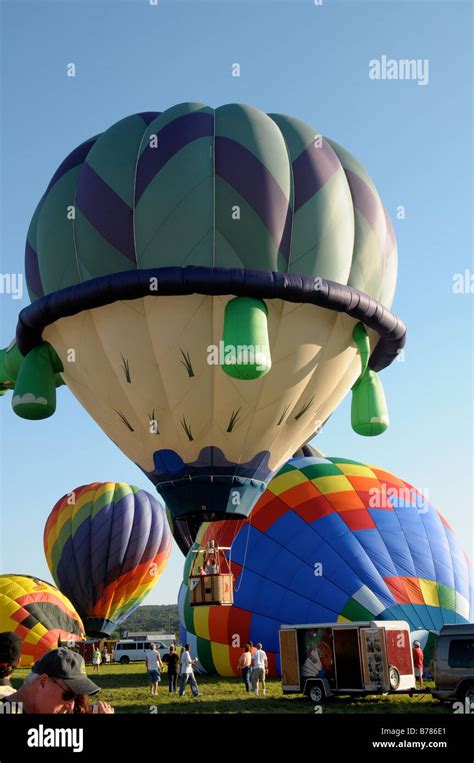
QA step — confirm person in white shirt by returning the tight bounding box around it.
[145,643,164,696]
[179,644,202,697]
[251,643,268,696]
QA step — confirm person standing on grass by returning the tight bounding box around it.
[92,645,102,673]
[145,643,163,696]
[179,644,201,697]
[246,641,256,686]
[163,644,180,693]
[237,645,252,692]
[412,640,424,689]
[251,643,268,696]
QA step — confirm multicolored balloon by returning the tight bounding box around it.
[0,574,85,667]
[3,103,405,532]
[44,482,172,636]
[179,456,474,676]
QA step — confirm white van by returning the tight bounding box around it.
[114,639,172,664]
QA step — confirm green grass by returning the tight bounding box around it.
[11,665,450,714]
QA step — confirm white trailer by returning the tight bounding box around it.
[280,620,416,702]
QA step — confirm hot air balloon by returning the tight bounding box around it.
[179,457,474,676]
[0,574,85,667]
[3,103,405,531]
[43,482,172,637]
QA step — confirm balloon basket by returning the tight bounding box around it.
[189,574,234,607]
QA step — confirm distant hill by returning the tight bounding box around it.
[117,605,179,638]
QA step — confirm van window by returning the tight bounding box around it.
[448,639,474,668]
[116,644,122,651]
[137,643,145,650]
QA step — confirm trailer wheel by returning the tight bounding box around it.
[307,683,324,703]
[389,666,400,690]
[120,656,130,665]
[464,685,474,708]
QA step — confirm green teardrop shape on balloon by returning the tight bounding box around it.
[12,342,63,420]
[221,296,271,380]
[351,368,389,436]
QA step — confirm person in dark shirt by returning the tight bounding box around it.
[0,632,22,698]
[162,645,180,693]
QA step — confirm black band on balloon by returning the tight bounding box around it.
[17,266,406,371]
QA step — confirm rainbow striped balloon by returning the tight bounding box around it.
[179,457,474,676]
[0,574,85,667]
[44,482,172,636]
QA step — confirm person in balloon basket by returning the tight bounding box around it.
[412,640,424,689]
[0,647,114,714]
[179,645,202,697]
[0,632,22,698]
[162,644,180,693]
[251,643,268,696]
[145,643,164,696]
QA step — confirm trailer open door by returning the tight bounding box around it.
[280,628,300,691]
[360,627,387,691]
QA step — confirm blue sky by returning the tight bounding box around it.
[0,0,472,605]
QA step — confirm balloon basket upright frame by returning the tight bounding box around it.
[189,543,234,607]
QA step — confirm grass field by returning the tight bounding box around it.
[11,664,451,714]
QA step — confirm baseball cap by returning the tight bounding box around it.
[0,632,22,668]
[413,640,421,647]
[32,648,100,695]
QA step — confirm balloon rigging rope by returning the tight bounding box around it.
[227,517,242,576]
[233,515,252,594]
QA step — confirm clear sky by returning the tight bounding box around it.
[0,0,472,605]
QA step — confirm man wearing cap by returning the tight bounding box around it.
[1,647,113,714]
[0,632,22,698]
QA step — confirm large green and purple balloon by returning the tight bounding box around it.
[4,103,405,532]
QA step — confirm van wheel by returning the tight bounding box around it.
[389,666,400,690]
[120,656,130,665]
[308,683,324,703]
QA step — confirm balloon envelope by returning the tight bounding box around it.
[168,443,326,556]
[20,103,403,527]
[179,457,474,676]
[0,574,85,667]
[44,482,172,637]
